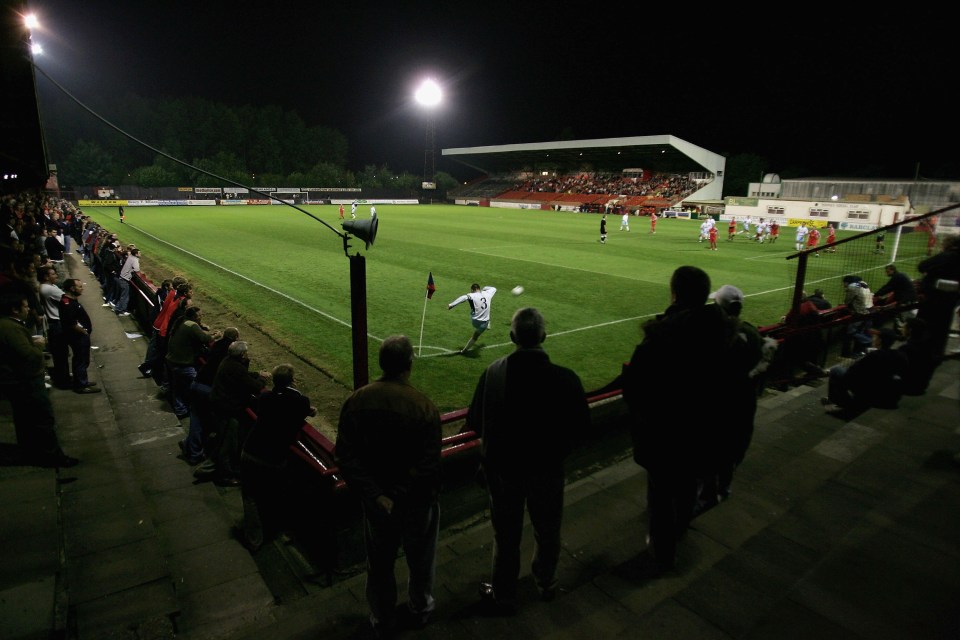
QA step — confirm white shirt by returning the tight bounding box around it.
[448,286,497,322]
[120,254,140,281]
[40,282,64,320]
[796,225,809,242]
[370,206,377,217]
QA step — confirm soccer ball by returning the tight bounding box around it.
[511,285,524,296]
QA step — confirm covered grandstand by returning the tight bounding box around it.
[443,135,725,210]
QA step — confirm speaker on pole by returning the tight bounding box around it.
[342,216,378,251]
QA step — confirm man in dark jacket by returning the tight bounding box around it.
[0,291,78,467]
[466,307,590,613]
[204,340,269,486]
[335,336,441,637]
[58,279,100,394]
[621,266,750,573]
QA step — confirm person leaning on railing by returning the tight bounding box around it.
[916,235,960,362]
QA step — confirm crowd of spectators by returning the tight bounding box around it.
[0,188,319,552]
[514,171,697,201]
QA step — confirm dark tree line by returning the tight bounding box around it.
[39,90,458,194]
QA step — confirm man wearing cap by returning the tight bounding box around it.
[821,327,907,415]
[707,285,769,503]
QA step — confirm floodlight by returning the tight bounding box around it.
[415,79,442,107]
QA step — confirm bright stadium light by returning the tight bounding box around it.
[414,78,442,199]
[415,78,442,107]
[24,13,39,30]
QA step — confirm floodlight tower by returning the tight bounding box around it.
[414,78,442,202]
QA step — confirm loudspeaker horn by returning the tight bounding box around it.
[342,216,379,250]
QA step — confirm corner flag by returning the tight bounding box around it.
[426,272,437,299]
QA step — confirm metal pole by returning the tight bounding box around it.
[349,253,368,389]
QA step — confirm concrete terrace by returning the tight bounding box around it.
[1,252,958,640]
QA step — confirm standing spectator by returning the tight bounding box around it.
[649,210,657,234]
[43,228,66,282]
[466,307,589,613]
[115,247,140,316]
[58,279,100,394]
[204,340,269,486]
[621,266,743,573]
[447,283,497,354]
[335,336,441,638]
[599,214,607,244]
[619,211,630,231]
[0,291,79,467]
[236,363,317,553]
[38,265,70,389]
[916,235,960,362]
[794,222,809,251]
[179,327,239,465]
[165,306,218,420]
[139,279,190,384]
[825,223,837,252]
[705,285,769,503]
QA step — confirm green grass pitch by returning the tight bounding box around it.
[82,204,863,412]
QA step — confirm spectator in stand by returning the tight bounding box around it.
[621,266,747,573]
[203,340,270,486]
[236,363,317,553]
[38,265,70,389]
[821,328,906,416]
[58,279,100,394]
[100,241,122,309]
[874,263,918,329]
[842,275,874,357]
[115,247,140,317]
[806,288,832,310]
[704,285,771,505]
[165,305,219,420]
[139,279,190,385]
[335,336,441,638]
[466,307,590,614]
[916,234,960,362]
[43,227,66,282]
[0,290,79,468]
[179,326,239,465]
[896,317,937,396]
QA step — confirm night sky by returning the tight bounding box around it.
[22,1,954,181]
